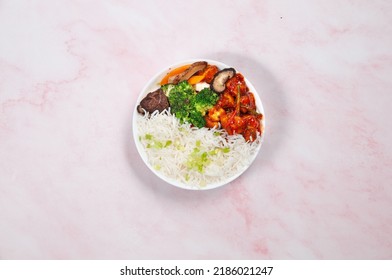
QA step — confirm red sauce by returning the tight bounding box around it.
[205,73,263,142]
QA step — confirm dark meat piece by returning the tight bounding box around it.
[137,88,169,115]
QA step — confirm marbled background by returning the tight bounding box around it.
[1,0,392,259]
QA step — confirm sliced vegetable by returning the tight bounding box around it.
[188,75,205,85]
[160,64,191,85]
[210,68,236,93]
[169,61,208,84]
[188,65,219,85]
[236,85,241,116]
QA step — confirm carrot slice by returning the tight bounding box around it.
[188,75,205,85]
[160,64,191,85]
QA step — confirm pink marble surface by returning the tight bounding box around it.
[1,0,392,259]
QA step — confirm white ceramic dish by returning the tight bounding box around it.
[132,59,265,190]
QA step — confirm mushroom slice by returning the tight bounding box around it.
[210,68,236,93]
[169,61,208,84]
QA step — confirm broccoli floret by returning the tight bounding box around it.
[168,90,192,120]
[188,110,206,128]
[163,81,218,128]
[166,81,194,124]
[161,83,175,96]
[192,88,219,116]
[175,80,195,95]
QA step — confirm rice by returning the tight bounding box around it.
[135,110,261,189]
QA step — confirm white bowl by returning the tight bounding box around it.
[132,59,265,190]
